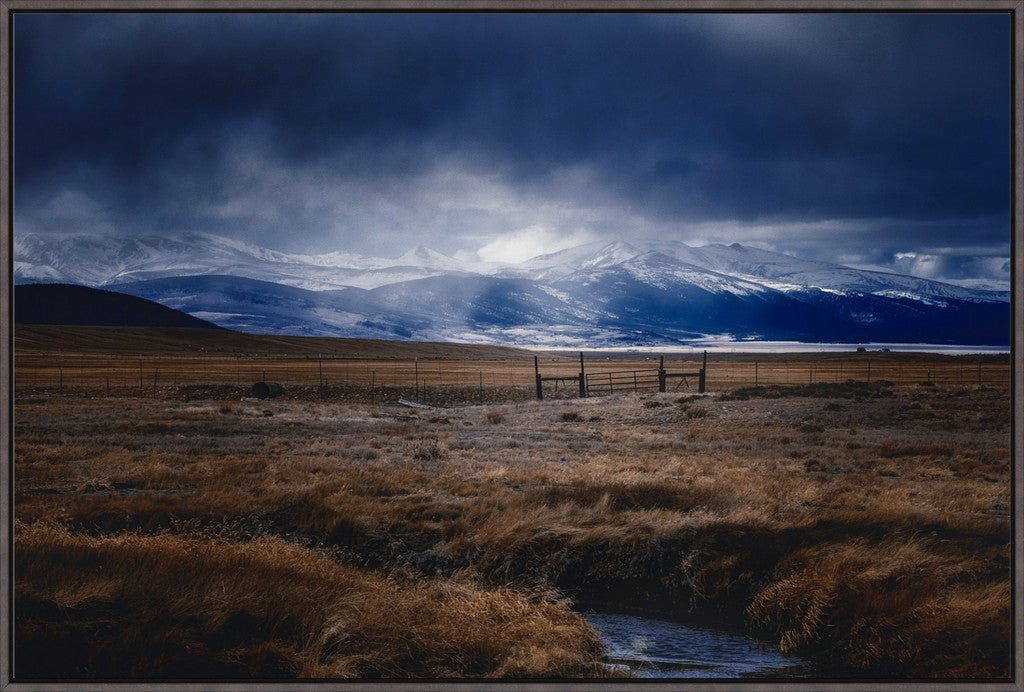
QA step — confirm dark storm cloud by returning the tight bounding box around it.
[13,11,1011,282]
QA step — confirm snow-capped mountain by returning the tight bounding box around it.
[499,240,643,282]
[13,232,478,291]
[394,245,469,273]
[672,242,1001,305]
[13,231,1010,346]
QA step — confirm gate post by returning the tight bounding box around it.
[658,355,666,392]
[535,356,543,400]
[579,352,587,398]
[698,350,707,393]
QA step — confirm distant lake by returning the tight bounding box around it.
[539,341,1010,355]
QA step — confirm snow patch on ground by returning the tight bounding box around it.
[872,289,948,307]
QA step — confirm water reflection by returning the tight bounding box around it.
[583,611,816,679]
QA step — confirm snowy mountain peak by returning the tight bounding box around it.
[395,245,462,271]
[581,241,639,268]
[503,240,641,281]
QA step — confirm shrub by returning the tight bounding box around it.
[346,447,380,461]
[413,442,445,462]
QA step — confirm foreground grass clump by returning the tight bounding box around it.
[14,522,605,679]
[747,535,1010,678]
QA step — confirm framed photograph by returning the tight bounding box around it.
[2,2,1021,690]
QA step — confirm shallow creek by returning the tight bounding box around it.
[582,611,817,679]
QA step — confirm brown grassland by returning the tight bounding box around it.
[10,327,1014,680]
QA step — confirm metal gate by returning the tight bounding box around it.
[585,369,662,396]
[535,353,706,400]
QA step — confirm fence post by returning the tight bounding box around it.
[579,352,587,398]
[698,350,707,393]
[755,360,758,387]
[535,356,543,400]
[658,355,666,393]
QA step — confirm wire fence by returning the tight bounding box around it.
[13,352,1010,402]
[706,359,1010,390]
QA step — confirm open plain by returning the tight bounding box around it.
[11,327,1014,680]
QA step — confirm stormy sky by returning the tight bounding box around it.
[13,11,1012,287]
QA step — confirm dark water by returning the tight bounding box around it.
[583,611,816,679]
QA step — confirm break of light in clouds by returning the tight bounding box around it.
[477,226,597,264]
[13,11,1011,287]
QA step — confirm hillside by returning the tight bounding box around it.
[14,284,222,330]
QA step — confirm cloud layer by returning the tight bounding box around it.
[13,12,1011,286]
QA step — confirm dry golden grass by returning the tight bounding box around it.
[12,343,1012,679]
[746,534,1009,674]
[15,522,604,679]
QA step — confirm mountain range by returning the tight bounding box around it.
[14,232,1010,347]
